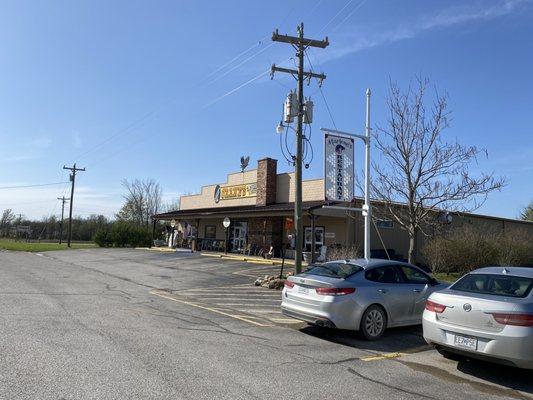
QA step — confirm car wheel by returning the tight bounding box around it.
[360,305,387,341]
[436,347,465,361]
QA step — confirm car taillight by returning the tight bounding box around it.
[425,300,447,313]
[315,287,356,296]
[490,313,533,327]
[284,280,295,289]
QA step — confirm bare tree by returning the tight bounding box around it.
[116,179,162,227]
[371,77,505,263]
[0,209,15,236]
[519,201,533,221]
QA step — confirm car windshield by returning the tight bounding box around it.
[304,262,363,279]
[451,273,533,298]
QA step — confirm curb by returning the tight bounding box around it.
[200,252,307,267]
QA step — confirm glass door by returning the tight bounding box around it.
[231,221,247,252]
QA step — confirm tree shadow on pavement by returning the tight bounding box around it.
[299,324,429,353]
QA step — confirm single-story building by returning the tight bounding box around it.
[153,157,533,261]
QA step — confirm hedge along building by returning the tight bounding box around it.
[153,157,533,262]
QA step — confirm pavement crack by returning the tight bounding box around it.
[346,367,438,400]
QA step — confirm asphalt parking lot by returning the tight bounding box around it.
[0,248,531,400]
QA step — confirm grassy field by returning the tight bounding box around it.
[433,272,462,283]
[0,240,97,252]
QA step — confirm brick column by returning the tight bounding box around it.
[256,158,277,206]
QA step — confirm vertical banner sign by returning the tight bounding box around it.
[324,133,354,201]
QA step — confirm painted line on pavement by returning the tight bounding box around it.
[360,345,433,362]
[150,290,273,327]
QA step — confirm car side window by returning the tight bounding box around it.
[399,265,430,284]
[365,266,403,284]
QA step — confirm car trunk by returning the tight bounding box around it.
[285,274,343,309]
[431,291,518,333]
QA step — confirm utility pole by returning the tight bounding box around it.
[63,163,85,247]
[57,196,70,245]
[271,22,328,274]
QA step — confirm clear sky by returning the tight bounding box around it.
[0,0,532,220]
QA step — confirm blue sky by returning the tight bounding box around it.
[0,0,532,219]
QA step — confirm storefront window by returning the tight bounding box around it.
[204,225,216,239]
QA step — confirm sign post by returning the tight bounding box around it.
[321,89,372,260]
[223,217,231,254]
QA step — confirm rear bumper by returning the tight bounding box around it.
[281,307,336,328]
[281,289,363,330]
[423,311,533,369]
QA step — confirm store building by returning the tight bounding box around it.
[153,157,533,261]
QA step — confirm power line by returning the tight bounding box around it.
[305,51,337,130]
[317,0,356,34]
[0,182,69,190]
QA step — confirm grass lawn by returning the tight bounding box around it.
[0,240,97,252]
[432,272,462,283]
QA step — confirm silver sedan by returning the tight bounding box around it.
[281,259,448,340]
[423,266,533,369]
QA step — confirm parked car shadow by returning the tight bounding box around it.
[300,324,429,353]
[455,358,533,394]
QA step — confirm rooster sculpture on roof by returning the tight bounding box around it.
[240,156,250,173]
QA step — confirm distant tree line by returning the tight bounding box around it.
[1,178,179,247]
[0,209,111,242]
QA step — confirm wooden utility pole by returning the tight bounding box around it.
[62,163,85,247]
[271,22,328,273]
[57,196,70,244]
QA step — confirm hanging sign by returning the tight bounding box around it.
[324,133,354,201]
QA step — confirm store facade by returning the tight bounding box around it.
[153,157,533,261]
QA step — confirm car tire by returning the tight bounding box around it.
[436,347,465,361]
[359,305,387,341]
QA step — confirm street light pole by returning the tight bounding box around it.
[363,89,372,261]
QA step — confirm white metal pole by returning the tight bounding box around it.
[364,88,371,260]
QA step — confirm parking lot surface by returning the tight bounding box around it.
[0,248,531,400]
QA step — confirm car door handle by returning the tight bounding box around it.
[413,289,421,293]
[378,289,387,294]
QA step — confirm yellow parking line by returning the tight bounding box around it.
[361,345,432,362]
[361,352,403,362]
[150,290,272,327]
[269,318,302,324]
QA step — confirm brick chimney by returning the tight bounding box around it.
[256,158,277,206]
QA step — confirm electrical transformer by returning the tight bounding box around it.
[284,90,298,123]
[303,99,314,124]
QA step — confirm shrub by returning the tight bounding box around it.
[422,226,533,274]
[93,229,112,247]
[326,244,362,262]
[94,223,152,248]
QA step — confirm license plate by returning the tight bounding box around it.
[454,334,477,350]
[297,286,309,295]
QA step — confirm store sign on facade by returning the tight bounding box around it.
[324,134,354,201]
[214,183,257,202]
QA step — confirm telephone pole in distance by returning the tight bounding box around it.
[63,163,85,247]
[271,22,329,273]
[57,196,70,245]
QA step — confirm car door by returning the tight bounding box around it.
[364,266,413,325]
[397,265,433,321]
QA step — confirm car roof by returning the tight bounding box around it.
[469,266,533,278]
[326,258,412,270]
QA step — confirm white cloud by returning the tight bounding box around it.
[27,135,52,149]
[320,0,530,64]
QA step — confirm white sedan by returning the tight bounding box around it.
[423,266,533,369]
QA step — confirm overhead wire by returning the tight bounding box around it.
[0,181,69,190]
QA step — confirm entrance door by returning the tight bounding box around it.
[231,222,247,252]
[305,226,324,252]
